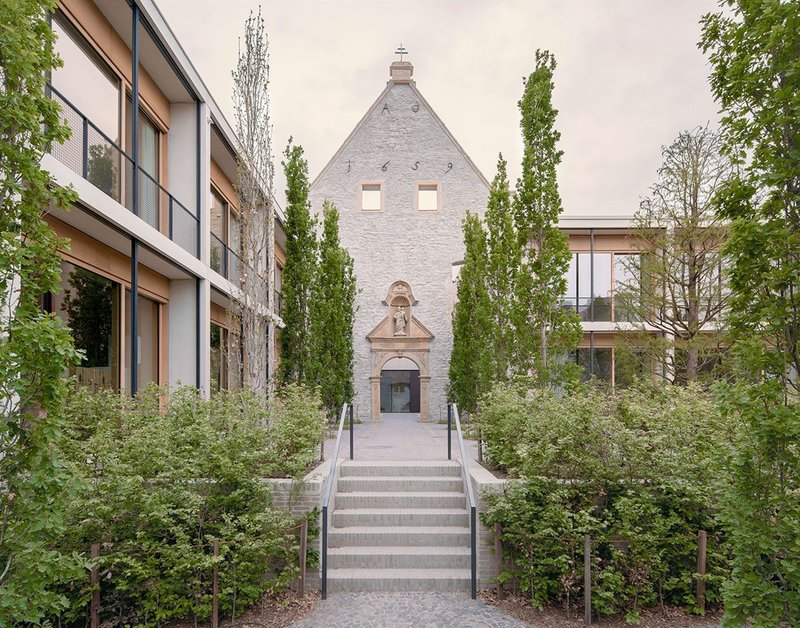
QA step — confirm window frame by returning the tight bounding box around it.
[416,181,441,212]
[359,181,384,212]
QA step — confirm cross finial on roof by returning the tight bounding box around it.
[395,44,407,61]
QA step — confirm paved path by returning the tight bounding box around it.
[290,592,530,627]
[323,413,480,463]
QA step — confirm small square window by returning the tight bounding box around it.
[361,183,382,211]
[417,183,439,211]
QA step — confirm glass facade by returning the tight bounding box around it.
[563,251,640,323]
[52,15,120,143]
[51,261,120,391]
[125,290,159,391]
[210,323,228,393]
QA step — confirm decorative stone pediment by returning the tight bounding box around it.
[366,315,434,342]
[383,280,418,307]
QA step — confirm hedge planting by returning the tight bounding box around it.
[481,382,733,622]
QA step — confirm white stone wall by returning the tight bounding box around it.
[310,80,489,421]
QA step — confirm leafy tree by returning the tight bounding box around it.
[309,201,356,419]
[0,0,84,621]
[513,50,581,384]
[615,126,736,384]
[449,212,493,415]
[484,154,521,382]
[701,1,800,622]
[279,138,317,386]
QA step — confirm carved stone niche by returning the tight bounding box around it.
[383,281,417,337]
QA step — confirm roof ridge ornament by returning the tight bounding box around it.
[395,44,408,62]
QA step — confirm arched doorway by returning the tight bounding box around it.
[380,357,420,413]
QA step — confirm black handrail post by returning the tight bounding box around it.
[447,404,452,460]
[470,505,477,599]
[321,504,328,600]
[82,117,89,179]
[349,403,354,460]
[168,196,174,240]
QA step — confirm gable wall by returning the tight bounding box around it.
[310,81,488,420]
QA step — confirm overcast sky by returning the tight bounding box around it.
[155,0,721,217]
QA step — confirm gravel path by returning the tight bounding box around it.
[290,591,531,627]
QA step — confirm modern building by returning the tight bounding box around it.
[43,0,285,395]
[310,61,648,422]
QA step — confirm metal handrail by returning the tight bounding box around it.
[321,402,354,600]
[448,402,477,599]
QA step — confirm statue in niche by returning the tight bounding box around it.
[393,306,408,336]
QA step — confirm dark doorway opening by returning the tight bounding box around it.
[379,357,420,413]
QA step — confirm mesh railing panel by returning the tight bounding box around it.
[170,197,199,257]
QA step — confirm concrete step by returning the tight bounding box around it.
[333,508,469,528]
[328,546,470,569]
[328,526,471,547]
[335,491,467,509]
[339,460,462,477]
[326,568,471,593]
[337,476,464,493]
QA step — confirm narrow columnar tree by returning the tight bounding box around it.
[0,0,84,621]
[615,126,735,384]
[279,138,317,386]
[484,154,521,382]
[449,212,493,415]
[701,2,800,622]
[513,50,581,384]
[308,201,356,420]
[231,8,275,392]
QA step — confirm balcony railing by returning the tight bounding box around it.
[210,232,240,285]
[49,85,199,258]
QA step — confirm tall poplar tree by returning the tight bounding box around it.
[484,154,521,382]
[279,138,317,385]
[449,212,493,415]
[513,50,581,384]
[701,2,800,622]
[309,201,356,420]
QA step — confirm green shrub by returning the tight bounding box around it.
[52,384,321,626]
[481,381,732,619]
[265,383,326,478]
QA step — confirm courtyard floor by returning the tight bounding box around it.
[322,412,480,462]
[289,591,529,627]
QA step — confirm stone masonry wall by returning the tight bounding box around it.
[310,80,489,421]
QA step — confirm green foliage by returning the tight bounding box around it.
[279,138,317,386]
[512,50,582,384]
[482,382,732,617]
[309,201,356,419]
[484,154,522,382]
[53,384,320,626]
[449,212,493,415]
[701,1,800,622]
[615,127,734,385]
[0,0,85,622]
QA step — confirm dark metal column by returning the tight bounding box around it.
[195,100,202,389]
[129,2,140,395]
[590,228,595,322]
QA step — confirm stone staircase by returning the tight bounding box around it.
[326,460,472,593]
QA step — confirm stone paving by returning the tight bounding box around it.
[323,412,480,463]
[290,592,531,627]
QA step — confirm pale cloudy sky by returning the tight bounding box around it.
[156,0,721,217]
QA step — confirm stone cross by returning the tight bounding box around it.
[395,44,407,61]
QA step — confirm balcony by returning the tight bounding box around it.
[210,232,240,285]
[49,85,199,258]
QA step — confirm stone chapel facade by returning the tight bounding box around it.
[309,60,489,422]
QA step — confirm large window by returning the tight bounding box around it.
[210,188,240,281]
[125,291,160,391]
[613,253,641,322]
[50,261,121,391]
[571,348,613,383]
[210,323,228,393]
[126,99,161,228]
[52,15,120,143]
[563,253,611,321]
